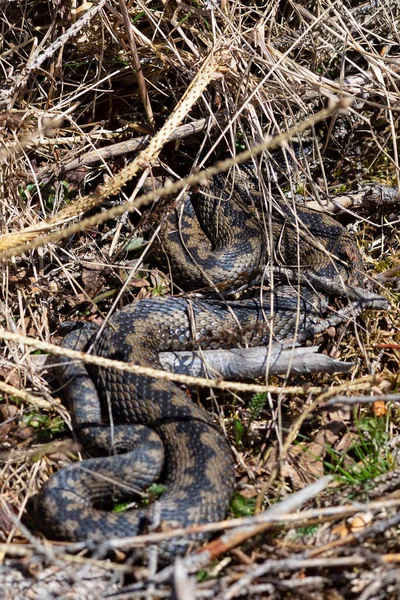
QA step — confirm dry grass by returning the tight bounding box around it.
[1,1,400,598]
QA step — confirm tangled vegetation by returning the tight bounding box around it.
[0,1,400,598]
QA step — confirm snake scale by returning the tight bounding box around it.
[37,165,383,559]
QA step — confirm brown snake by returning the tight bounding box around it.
[37,165,388,560]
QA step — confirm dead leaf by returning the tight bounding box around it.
[129,278,149,288]
[81,264,106,298]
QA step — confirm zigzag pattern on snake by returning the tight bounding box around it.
[37,165,379,559]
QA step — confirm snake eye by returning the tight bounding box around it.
[108,350,126,362]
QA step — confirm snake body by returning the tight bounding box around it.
[37,167,369,558]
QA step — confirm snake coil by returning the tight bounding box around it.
[37,167,383,560]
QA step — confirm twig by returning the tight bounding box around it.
[32,343,352,381]
[0,99,348,258]
[172,558,196,600]
[0,326,383,396]
[305,184,400,214]
[0,46,226,254]
[327,393,400,407]
[161,345,353,378]
[108,476,333,596]
[118,0,155,130]
[307,512,400,559]
[0,1,108,109]
[0,379,59,410]
[221,511,400,599]
[91,498,400,552]
[220,556,377,600]
[108,496,400,598]
[52,118,219,174]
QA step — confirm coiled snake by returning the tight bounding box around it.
[37,166,385,559]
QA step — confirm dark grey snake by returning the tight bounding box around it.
[37,166,387,559]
